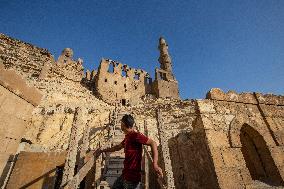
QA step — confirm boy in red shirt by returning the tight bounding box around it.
[98,114,163,189]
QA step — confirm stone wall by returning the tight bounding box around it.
[0,33,54,80]
[199,88,284,188]
[94,58,152,105]
[1,33,284,189]
[6,151,66,189]
[0,63,42,186]
[152,78,179,100]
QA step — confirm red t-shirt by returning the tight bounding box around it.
[121,131,149,182]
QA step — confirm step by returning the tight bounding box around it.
[106,169,123,175]
[106,177,118,187]
[108,163,124,169]
[109,158,124,164]
[109,153,124,158]
[104,172,121,177]
[98,181,110,189]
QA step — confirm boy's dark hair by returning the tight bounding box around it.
[121,114,135,128]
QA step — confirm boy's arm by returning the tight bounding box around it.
[145,138,163,178]
[95,143,124,156]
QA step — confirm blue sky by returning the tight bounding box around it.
[1,0,283,99]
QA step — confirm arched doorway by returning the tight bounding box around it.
[240,124,283,186]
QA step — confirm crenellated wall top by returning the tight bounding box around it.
[206,88,284,105]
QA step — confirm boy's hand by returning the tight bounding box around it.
[94,148,103,157]
[153,163,163,178]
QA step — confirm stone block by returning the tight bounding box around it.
[222,148,243,168]
[239,167,253,185]
[0,137,9,153]
[216,168,245,189]
[197,100,216,114]
[209,147,225,169]
[205,129,230,148]
[200,115,215,130]
[0,66,43,106]
[6,117,27,139]
[0,87,7,106]
[5,138,19,153]
[245,104,260,117]
[14,101,33,121]
[213,101,236,115]
[0,95,17,115]
[278,166,284,180]
[6,151,66,189]
[256,93,284,106]
[261,131,277,148]
[270,147,284,167]
[206,88,226,100]
[272,131,284,146]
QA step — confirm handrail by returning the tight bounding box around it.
[62,110,116,189]
[62,149,100,188]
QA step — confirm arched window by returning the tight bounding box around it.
[240,124,283,186]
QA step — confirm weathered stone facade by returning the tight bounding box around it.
[0,33,283,189]
[87,37,180,105]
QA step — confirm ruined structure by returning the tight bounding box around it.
[153,37,179,100]
[0,33,283,189]
[88,37,179,105]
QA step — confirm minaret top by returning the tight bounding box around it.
[158,37,173,74]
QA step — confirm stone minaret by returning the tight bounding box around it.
[158,37,174,80]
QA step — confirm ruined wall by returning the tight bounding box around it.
[43,48,84,82]
[0,34,113,151]
[152,37,180,100]
[198,88,284,188]
[23,77,113,150]
[6,151,66,189]
[152,78,179,100]
[0,63,42,186]
[168,118,219,189]
[131,99,215,188]
[0,33,54,80]
[95,59,152,105]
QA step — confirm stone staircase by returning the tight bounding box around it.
[98,111,128,188]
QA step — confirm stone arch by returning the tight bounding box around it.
[240,124,283,185]
[229,115,277,148]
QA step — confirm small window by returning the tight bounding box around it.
[134,86,138,90]
[108,63,114,73]
[122,68,127,77]
[114,81,117,85]
[122,99,126,106]
[134,73,139,80]
[145,77,152,84]
[124,84,127,88]
[105,79,107,82]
